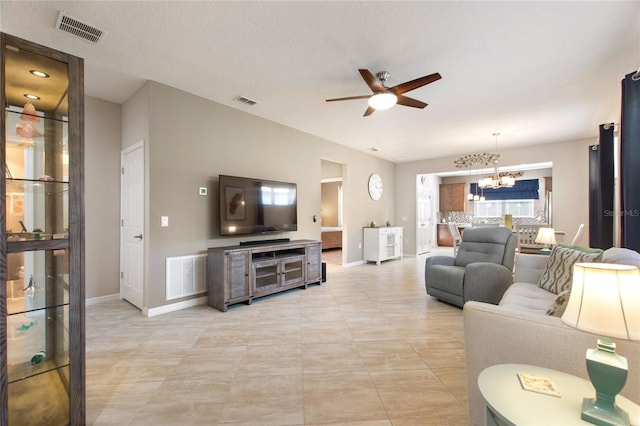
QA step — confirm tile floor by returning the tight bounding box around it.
[86,250,468,425]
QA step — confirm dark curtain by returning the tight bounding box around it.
[470,179,539,201]
[588,145,601,247]
[589,124,614,249]
[620,72,640,251]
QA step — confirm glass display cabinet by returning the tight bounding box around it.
[1,33,85,425]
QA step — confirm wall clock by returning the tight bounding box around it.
[368,173,383,200]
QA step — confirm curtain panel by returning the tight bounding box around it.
[620,71,640,251]
[470,179,539,201]
[588,124,614,250]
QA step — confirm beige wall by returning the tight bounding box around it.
[87,80,595,306]
[116,81,396,309]
[84,96,122,299]
[397,138,592,256]
[321,159,343,180]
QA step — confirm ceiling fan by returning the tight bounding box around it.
[326,69,442,116]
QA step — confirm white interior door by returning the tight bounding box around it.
[120,141,145,309]
[416,174,433,254]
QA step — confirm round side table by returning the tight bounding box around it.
[478,363,640,426]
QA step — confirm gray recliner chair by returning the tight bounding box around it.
[425,226,517,308]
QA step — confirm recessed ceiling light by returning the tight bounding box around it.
[24,94,40,100]
[29,69,49,78]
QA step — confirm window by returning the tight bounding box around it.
[470,179,539,201]
[474,200,535,218]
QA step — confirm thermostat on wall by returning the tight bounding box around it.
[199,187,208,196]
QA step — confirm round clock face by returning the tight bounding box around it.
[368,173,383,200]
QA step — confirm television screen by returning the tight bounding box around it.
[219,175,298,236]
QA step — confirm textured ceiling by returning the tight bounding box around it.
[1,1,639,163]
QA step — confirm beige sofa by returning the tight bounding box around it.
[463,250,640,425]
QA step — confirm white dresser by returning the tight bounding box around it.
[363,226,403,265]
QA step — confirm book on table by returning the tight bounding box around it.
[517,372,561,397]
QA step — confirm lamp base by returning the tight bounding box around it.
[582,397,629,426]
[582,339,630,426]
[539,247,551,255]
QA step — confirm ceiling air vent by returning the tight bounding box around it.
[55,11,105,44]
[235,96,257,106]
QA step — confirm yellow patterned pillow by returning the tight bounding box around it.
[537,246,602,294]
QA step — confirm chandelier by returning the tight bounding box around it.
[478,170,523,189]
[477,133,515,189]
[454,132,522,191]
[478,171,515,189]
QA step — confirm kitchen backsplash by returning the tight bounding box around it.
[438,210,548,226]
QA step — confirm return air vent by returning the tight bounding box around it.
[235,96,257,106]
[55,11,105,44]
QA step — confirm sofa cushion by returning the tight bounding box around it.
[499,282,557,315]
[537,246,602,294]
[545,290,571,317]
[453,226,516,269]
[602,247,640,267]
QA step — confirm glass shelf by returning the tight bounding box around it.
[5,109,68,183]
[5,106,69,123]
[6,304,70,384]
[5,251,69,315]
[7,178,69,190]
[5,177,69,239]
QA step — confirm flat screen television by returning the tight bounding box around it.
[219,174,298,236]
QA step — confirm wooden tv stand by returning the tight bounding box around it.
[207,239,322,312]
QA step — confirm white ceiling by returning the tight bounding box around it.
[1,1,639,163]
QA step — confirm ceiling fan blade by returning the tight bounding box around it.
[391,72,442,95]
[359,69,385,92]
[325,95,372,102]
[363,106,375,117]
[397,95,428,109]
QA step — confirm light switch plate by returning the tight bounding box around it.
[199,187,208,196]
[161,216,169,227]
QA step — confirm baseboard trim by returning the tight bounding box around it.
[143,295,208,317]
[343,260,365,268]
[85,293,120,305]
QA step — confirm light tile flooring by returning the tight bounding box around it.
[86,250,468,425]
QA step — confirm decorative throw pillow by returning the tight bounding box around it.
[602,247,640,268]
[557,244,604,256]
[537,246,602,294]
[546,290,571,317]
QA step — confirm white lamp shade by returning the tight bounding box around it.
[500,175,515,186]
[477,177,494,188]
[561,263,640,341]
[535,227,556,245]
[368,92,397,110]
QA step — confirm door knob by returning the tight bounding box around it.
[133,234,143,240]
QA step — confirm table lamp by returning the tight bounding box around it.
[535,227,556,255]
[561,263,640,426]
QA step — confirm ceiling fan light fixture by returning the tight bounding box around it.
[368,92,397,110]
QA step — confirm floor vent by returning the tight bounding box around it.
[235,96,257,106]
[55,11,105,44]
[166,254,207,301]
